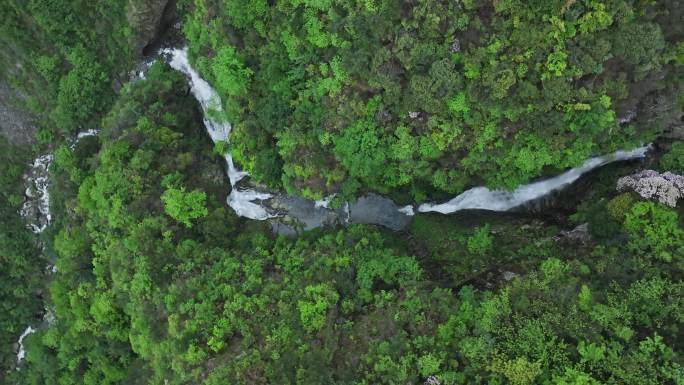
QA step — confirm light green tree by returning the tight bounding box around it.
[161,187,208,228]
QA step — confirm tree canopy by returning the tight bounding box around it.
[182,0,684,201]
[0,1,683,385]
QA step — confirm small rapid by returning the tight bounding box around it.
[19,154,53,234]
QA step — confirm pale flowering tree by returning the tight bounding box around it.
[616,170,684,207]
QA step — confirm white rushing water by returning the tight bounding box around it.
[19,154,53,233]
[164,47,276,220]
[75,128,99,140]
[15,153,52,367]
[419,145,651,214]
[16,326,35,366]
[314,195,335,209]
[398,205,415,216]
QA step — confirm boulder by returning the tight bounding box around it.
[663,123,684,140]
[557,223,592,244]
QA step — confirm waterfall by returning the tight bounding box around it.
[418,145,651,214]
[161,45,651,230]
[163,47,277,220]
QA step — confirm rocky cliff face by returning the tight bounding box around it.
[0,81,37,145]
[127,0,176,56]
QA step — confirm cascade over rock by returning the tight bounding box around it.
[161,46,651,233]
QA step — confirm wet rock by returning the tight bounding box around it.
[558,223,592,244]
[270,221,300,236]
[664,123,684,140]
[267,193,413,233]
[19,154,53,233]
[450,39,461,53]
[348,194,412,231]
[618,109,637,125]
[270,195,341,231]
[502,271,518,281]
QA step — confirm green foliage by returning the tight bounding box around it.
[298,283,339,334]
[466,224,492,256]
[333,114,386,188]
[606,192,635,221]
[577,341,605,363]
[489,356,542,385]
[612,22,666,80]
[577,2,613,34]
[447,92,470,116]
[211,46,252,99]
[553,368,603,385]
[0,0,134,137]
[417,353,442,377]
[52,48,110,131]
[659,142,684,173]
[578,285,593,312]
[222,0,269,34]
[5,2,684,385]
[161,187,208,228]
[181,0,677,199]
[13,95,684,385]
[623,202,684,263]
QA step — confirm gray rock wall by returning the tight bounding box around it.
[127,0,176,55]
[0,81,37,145]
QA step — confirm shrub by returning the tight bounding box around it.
[623,202,684,262]
[660,142,684,174]
[467,224,492,256]
[606,193,635,220]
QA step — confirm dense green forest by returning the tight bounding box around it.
[0,0,133,138]
[0,1,683,385]
[183,0,684,201]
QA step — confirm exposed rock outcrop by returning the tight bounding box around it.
[617,170,684,207]
[557,223,592,245]
[663,119,684,140]
[127,0,177,56]
[19,154,53,233]
[0,81,37,145]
